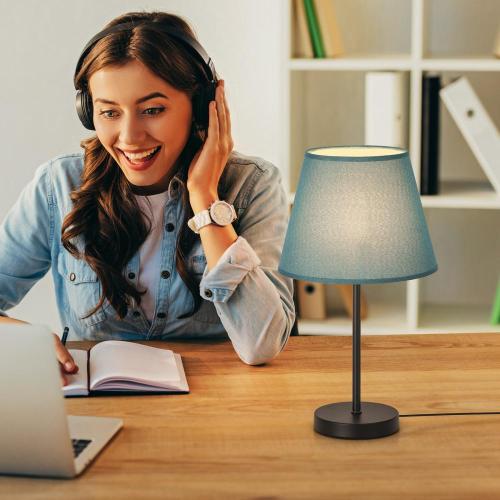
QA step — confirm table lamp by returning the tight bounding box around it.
[279,146,438,440]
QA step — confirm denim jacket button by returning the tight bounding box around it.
[132,311,141,317]
[204,289,213,298]
[128,272,135,280]
[161,270,171,279]
[157,312,166,319]
[69,272,76,282]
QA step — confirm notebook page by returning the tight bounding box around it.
[89,341,180,391]
[89,354,189,392]
[62,349,89,396]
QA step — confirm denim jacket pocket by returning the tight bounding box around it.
[57,252,106,327]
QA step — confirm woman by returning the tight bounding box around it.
[0,11,295,381]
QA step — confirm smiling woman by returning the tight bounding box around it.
[0,10,295,376]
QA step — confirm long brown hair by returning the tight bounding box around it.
[61,11,219,320]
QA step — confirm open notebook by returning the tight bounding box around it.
[63,340,189,397]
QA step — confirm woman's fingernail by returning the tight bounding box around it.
[65,361,73,371]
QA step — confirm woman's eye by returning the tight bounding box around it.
[98,107,164,119]
[99,110,117,119]
[143,107,165,116]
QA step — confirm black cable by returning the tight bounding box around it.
[400,411,500,417]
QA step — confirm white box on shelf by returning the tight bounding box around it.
[440,76,500,194]
[364,71,409,148]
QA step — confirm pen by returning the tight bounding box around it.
[61,327,69,346]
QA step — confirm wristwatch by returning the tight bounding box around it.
[187,200,237,234]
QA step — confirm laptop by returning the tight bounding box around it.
[0,323,123,478]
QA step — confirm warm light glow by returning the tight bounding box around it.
[310,146,404,158]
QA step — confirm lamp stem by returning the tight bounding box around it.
[352,284,361,414]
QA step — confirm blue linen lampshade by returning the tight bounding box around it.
[279,146,438,284]
[279,145,438,440]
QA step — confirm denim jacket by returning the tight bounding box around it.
[0,150,295,365]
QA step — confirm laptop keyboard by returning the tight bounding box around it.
[72,439,92,457]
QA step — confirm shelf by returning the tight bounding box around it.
[289,54,412,71]
[421,56,500,72]
[419,304,500,333]
[421,181,500,209]
[298,302,409,336]
[298,303,500,336]
[289,56,500,73]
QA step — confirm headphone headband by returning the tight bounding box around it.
[74,21,216,88]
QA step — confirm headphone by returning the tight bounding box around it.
[74,21,217,131]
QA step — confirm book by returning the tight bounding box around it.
[439,77,500,194]
[364,71,409,148]
[297,280,327,319]
[292,0,314,58]
[314,0,344,58]
[63,340,189,397]
[420,74,441,195]
[491,279,500,325]
[303,0,325,58]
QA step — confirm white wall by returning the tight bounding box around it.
[0,0,285,333]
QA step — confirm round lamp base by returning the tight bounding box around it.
[314,402,399,439]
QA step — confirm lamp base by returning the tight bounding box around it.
[314,402,399,439]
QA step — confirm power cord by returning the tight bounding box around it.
[400,411,500,417]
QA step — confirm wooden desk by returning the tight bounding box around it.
[2,333,500,499]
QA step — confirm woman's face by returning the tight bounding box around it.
[89,59,193,193]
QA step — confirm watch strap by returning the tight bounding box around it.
[187,209,212,234]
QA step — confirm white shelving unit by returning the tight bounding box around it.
[282,0,500,335]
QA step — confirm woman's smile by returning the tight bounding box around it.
[117,146,162,171]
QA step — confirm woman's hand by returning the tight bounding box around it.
[52,333,78,386]
[187,79,234,210]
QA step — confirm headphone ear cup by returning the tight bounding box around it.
[75,89,95,130]
[192,81,217,132]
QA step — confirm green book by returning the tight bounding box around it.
[491,279,500,325]
[303,0,325,58]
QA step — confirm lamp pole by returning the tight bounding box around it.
[352,284,361,415]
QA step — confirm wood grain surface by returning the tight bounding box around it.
[1,333,500,499]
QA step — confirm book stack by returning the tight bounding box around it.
[292,0,344,58]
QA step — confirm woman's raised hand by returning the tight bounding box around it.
[187,79,234,202]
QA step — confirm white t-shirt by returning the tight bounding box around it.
[134,191,169,322]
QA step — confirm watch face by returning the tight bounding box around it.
[211,202,234,225]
